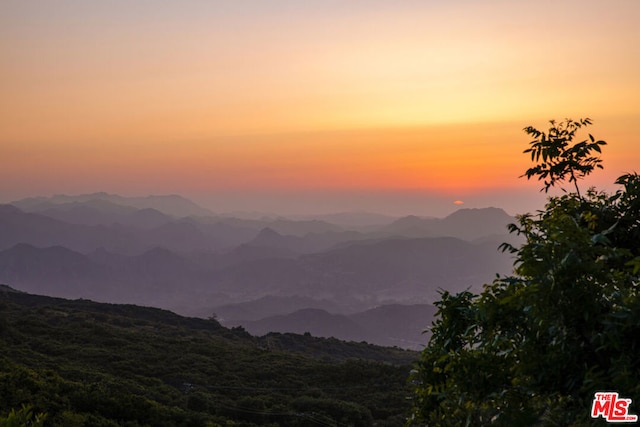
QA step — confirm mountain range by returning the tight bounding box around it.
[227,304,438,349]
[0,192,519,348]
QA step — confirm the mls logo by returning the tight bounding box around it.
[591,392,638,423]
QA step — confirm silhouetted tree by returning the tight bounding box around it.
[521,118,606,198]
[410,119,640,425]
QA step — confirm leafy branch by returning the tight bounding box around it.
[521,118,607,199]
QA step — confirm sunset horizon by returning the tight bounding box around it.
[2,1,639,217]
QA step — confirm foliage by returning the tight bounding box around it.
[0,291,417,426]
[410,120,640,426]
[0,405,47,427]
[522,118,606,198]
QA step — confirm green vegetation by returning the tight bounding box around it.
[0,289,417,426]
[411,119,640,425]
[0,405,47,427]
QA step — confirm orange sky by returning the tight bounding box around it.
[1,1,639,216]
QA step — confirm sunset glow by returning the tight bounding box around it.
[2,1,639,215]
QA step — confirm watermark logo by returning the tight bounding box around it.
[591,392,638,423]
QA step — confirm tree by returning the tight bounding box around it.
[410,119,640,426]
[521,118,606,199]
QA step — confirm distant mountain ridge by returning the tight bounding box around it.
[11,192,214,218]
[0,192,519,347]
[289,211,401,227]
[0,233,513,317]
[246,226,366,254]
[227,303,437,349]
[208,236,512,305]
[37,204,172,228]
[381,207,514,240]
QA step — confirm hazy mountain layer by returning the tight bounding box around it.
[11,192,214,217]
[0,193,518,347]
[226,303,437,350]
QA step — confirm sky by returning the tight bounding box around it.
[2,0,639,217]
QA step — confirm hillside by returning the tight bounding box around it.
[0,287,416,426]
[234,304,437,350]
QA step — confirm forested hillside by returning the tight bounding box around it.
[0,286,416,426]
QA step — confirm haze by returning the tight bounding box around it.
[2,1,639,217]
